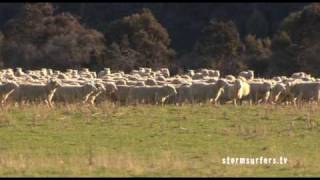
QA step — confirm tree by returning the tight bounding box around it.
[102,42,142,73]
[267,31,300,76]
[245,9,269,37]
[270,31,291,51]
[105,8,175,71]
[281,3,320,46]
[244,34,264,55]
[190,19,245,75]
[194,19,241,58]
[271,3,320,76]
[243,34,272,76]
[2,3,105,70]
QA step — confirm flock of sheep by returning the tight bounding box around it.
[0,67,319,107]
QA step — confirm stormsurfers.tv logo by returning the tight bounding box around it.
[222,156,288,165]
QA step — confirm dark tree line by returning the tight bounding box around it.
[1,3,105,70]
[0,3,320,77]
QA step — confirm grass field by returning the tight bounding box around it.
[0,103,320,176]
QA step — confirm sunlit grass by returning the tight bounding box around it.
[0,103,319,176]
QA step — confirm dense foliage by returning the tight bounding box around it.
[0,3,317,76]
[2,3,105,70]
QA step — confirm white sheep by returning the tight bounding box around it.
[53,83,98,104]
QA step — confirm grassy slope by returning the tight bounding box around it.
[0,103,319,176]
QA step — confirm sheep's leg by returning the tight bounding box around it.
[43,96,52,108]
[295,93,303,107]
[210,98,215,106]
[292,97,297,107]
[0,94,5,105]
[160,100,164,107]
[44,99,51,108]
[188,95,193,104]
[160,96,169,106]
[261,97,267,105]
[191,96,195,105]
[257,98,262,105]
[275,93,282,105]
[0,96,4,108]
[49,101,54,108]
[213,92,222,106]
[233,99,237,106]
[254,93,258,105]
[47,93,56,108]
[89,92,101,105]
[124,96,128,106]
[83,91,95,104]
[317,96,320,105]
[240,99,245,105]
[1,90,15,106]
[211,98,219,107]
[215,99,222,106]
[89,95,96,105]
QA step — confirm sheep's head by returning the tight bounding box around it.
[84,82,97,93]
[156,75,166,81]
[115,80,126,85]
[225,75,236,81]
[188,70,195,76]
[136,81,145,86]
[47,79,62,89]
[234,79,244,97]
[238,76,247,82]
[209,70,220,77]
[3,81,19,91]
[104,82,118,94]
[145,79,157,86]
[163,84,177,96]
[57,74,67,79]
[216,79,228,89]
[263,82,273,91]
[95,83,106,92]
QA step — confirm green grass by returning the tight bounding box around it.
[0,102,320,176]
